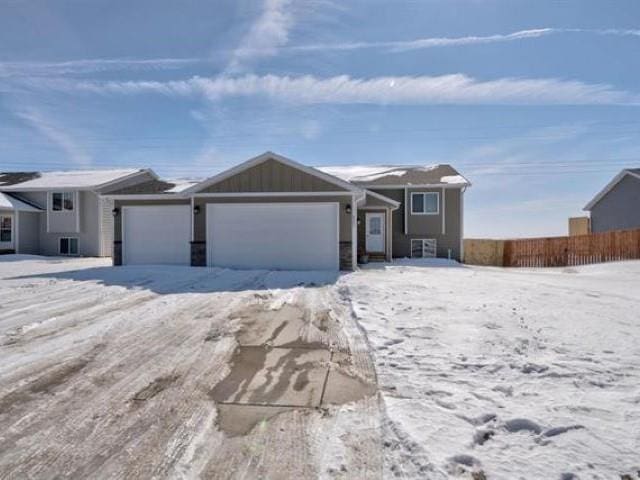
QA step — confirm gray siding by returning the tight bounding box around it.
[201,159,349,193]
[7,172,153,257]
[47,191,80,233]
[19,191,102,256]
[591,174,640,233]
[371,187,463,261]
[17,211,40,254]
[100,197,115,256]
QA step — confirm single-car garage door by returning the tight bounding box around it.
[123,205,191,265]
[207,203,339,271]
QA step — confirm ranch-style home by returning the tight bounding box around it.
[105,152,470,271]
[1,152,470,271]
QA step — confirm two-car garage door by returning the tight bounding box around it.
[207,203,339,271]
[122,203,340,271]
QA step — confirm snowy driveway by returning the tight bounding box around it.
[0,256,639,480]
[0,256,380,479]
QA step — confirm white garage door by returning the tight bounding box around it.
[207,203,339,271]
[123,205,191,265]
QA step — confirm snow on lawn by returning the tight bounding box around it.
[341,260,640,479]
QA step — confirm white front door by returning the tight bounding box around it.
[365,212,385,253]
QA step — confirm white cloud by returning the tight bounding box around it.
[16,108,92,167]
[0,58,201,77]
[291,28,555,52]
[287,27,640,53]
[65,73,639,106]
[226,0,294,72]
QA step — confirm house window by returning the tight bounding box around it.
[411,192,439,215]
[0,216,11,242]
[52,192,74,211]
[59,237,79,255]
[411,239,437,258]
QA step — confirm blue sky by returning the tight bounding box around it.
[1,0,639,237]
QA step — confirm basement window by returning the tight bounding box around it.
[411,239,437,258]
[59,237,79,255]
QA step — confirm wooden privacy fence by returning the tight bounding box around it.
[502,229,640,267]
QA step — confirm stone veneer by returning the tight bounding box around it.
[191,241,206,267]
[113,241,122,266]
[339,241,353,271]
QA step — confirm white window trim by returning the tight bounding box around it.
[59,237,79,256]
[410,192,439,216]
[51,191,75,212]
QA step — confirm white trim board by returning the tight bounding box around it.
[356,183,470,189]
[103,194,188,200]
[193,191,355,198]
[184,151,363,195]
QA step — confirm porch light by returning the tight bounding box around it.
[345,204,352,214]
[111,207,120,216]
[193,205,201,215]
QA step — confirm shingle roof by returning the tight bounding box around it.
[105,179,199,195]
[317,164,470,187]
[0,172,40,186]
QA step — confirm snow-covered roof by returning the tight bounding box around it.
[318,164,470,187]
[0,192,42,212]
[165,179,201,193]
[0,169,147,191]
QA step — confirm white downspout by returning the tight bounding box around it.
[460,186,466,262]
[404,187,408,235]
[442,186,446,235]
[351,194,357,270]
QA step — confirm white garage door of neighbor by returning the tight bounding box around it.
[207,203,339,271]
[123,205,191,265]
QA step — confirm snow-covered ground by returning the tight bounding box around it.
[0,255,639,479]
[345,259,640,479]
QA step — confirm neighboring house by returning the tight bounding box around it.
[0,169,155,256]
[584,168,640,233]
[106,152,470,271]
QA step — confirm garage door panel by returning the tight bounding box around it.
[207,203,338,271]
[123,206,190,265]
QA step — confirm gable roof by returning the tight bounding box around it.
[0,192,42,212]
[317,164,470,187]
[185,151,363,194]
[584,168,640,211]
[0,168,153,191]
